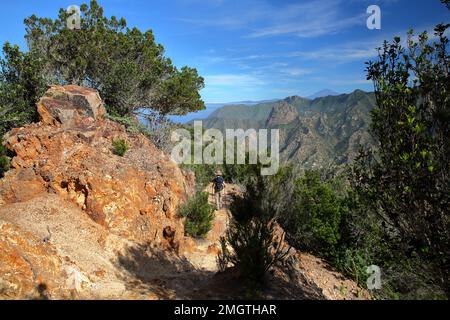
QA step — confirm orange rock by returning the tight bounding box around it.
[0,86,193,243]
[36,85,106,127]
[181,236,196,254]
[0,85,194,267]
[94,270,106,279]
[207,243,220,255]
[0,220,65,299]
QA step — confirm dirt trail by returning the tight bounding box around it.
[178,184,371,300]
[182,184,239,272]
[0,183,369,299]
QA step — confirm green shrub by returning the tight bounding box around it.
[268,166,449,299]
[178,191,214,238]
[112,138,129,157]
[0,155,10,177]
[276,170,347,259]
[22,1,205,117]
[217,237,229,273]
[0,43,45,136]
[181,163,217,191]
[224,217,289,291]
[0,141,10,178]
[219,176,290,293]
[356,16,450,298]
[180,125,264,191]
[107,113,143,134]
[1,1,205,135]
[334,248,372,287]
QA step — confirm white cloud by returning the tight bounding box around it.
[309,75,372,86]
[279,67,312,76]
[205,74,266,86]
[247,0,366,38]
[288,46,378,62]
[176,0,227,7]
[175,0,269,29]
[329,78,372,85]
[248,15,365,38]
[194,53,275,67]
[288,24,450,63]
[177,0,366,38]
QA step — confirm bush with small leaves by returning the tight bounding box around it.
[178,191,214,238]
[0,141,10,178]
[112,138,129,157]
[219,174,290,293]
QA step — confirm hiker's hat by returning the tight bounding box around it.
[215,169,222,175]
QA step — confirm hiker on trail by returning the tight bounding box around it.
[211,170,225,210]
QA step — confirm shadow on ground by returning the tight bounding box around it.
[115,242,326,300]
[116,242,218,299]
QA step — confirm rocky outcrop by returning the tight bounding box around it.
[266,102,299,127]
[0,85,194,299]
[37,85,106,127]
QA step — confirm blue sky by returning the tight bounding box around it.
[0,0,448,103]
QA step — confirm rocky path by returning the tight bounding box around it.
[183,184,238,272]
[139,184,371,300]
[100,185,241,300]
[0,181,370,300]
[90,183,371,300]
[177,184,371,300]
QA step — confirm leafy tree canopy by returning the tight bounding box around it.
[1,0,205,135]
[353,19,450,295]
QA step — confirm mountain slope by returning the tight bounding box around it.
[199,90,376,169]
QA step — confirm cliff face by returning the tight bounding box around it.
[266,102,299,127]
[0,85,194,299]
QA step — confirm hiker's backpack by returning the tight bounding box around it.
[213,176,224,191]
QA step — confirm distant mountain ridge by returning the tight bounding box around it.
[169,99,280,123]
[307,89,340,99]
[175,90,336,124]
[195,90,376,170]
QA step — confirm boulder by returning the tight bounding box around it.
[37,85,106,127]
